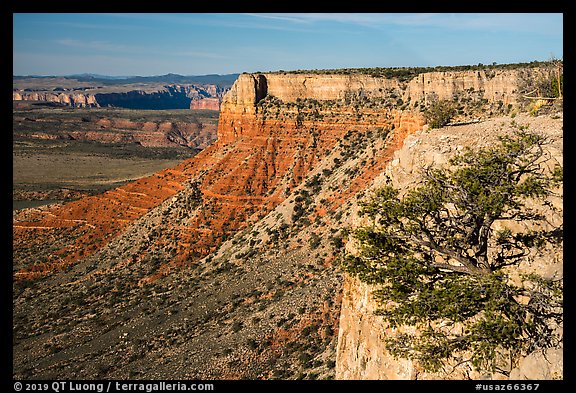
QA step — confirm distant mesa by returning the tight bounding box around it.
[12,73,239,110]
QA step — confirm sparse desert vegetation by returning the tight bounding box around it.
[13,64,562,380]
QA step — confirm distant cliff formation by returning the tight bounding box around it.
[218,67,547,143]
[12,91,99,107]
[189,97,221,111]
[13,84,227,110]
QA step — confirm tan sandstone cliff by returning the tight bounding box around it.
[13,84,227,109]
[13,91,99,107]
[335,112,563,380]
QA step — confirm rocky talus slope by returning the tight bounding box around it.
[13,65,561,379]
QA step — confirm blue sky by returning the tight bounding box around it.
[13,13,563,76]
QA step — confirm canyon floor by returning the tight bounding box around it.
[13,104,217,210]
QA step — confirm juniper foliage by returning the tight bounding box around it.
[341,129,563,374]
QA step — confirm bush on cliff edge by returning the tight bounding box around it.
[424,98,457,129]
[341,128,563,375]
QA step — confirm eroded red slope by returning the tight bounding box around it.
[13,87,424,282]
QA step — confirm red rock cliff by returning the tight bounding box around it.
[14,66,545,281]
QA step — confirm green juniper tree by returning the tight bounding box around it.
[423,98,457,129]
[341,128,563,375]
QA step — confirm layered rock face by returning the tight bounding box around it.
[218,68,539,145]
[403,68,548,106]
[218,73,415,145]
[189,97,221,110]
[13,84,227,110]
[222,70,531,106]
[13,91,99,107]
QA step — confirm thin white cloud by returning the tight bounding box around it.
[55,39,131,52]
[244,12,562,34]
[54,38,228,61]
[172,50,229,60]
[241,13,314,24]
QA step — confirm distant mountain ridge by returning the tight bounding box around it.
[13,73,239,110]
[13,73,241,88]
